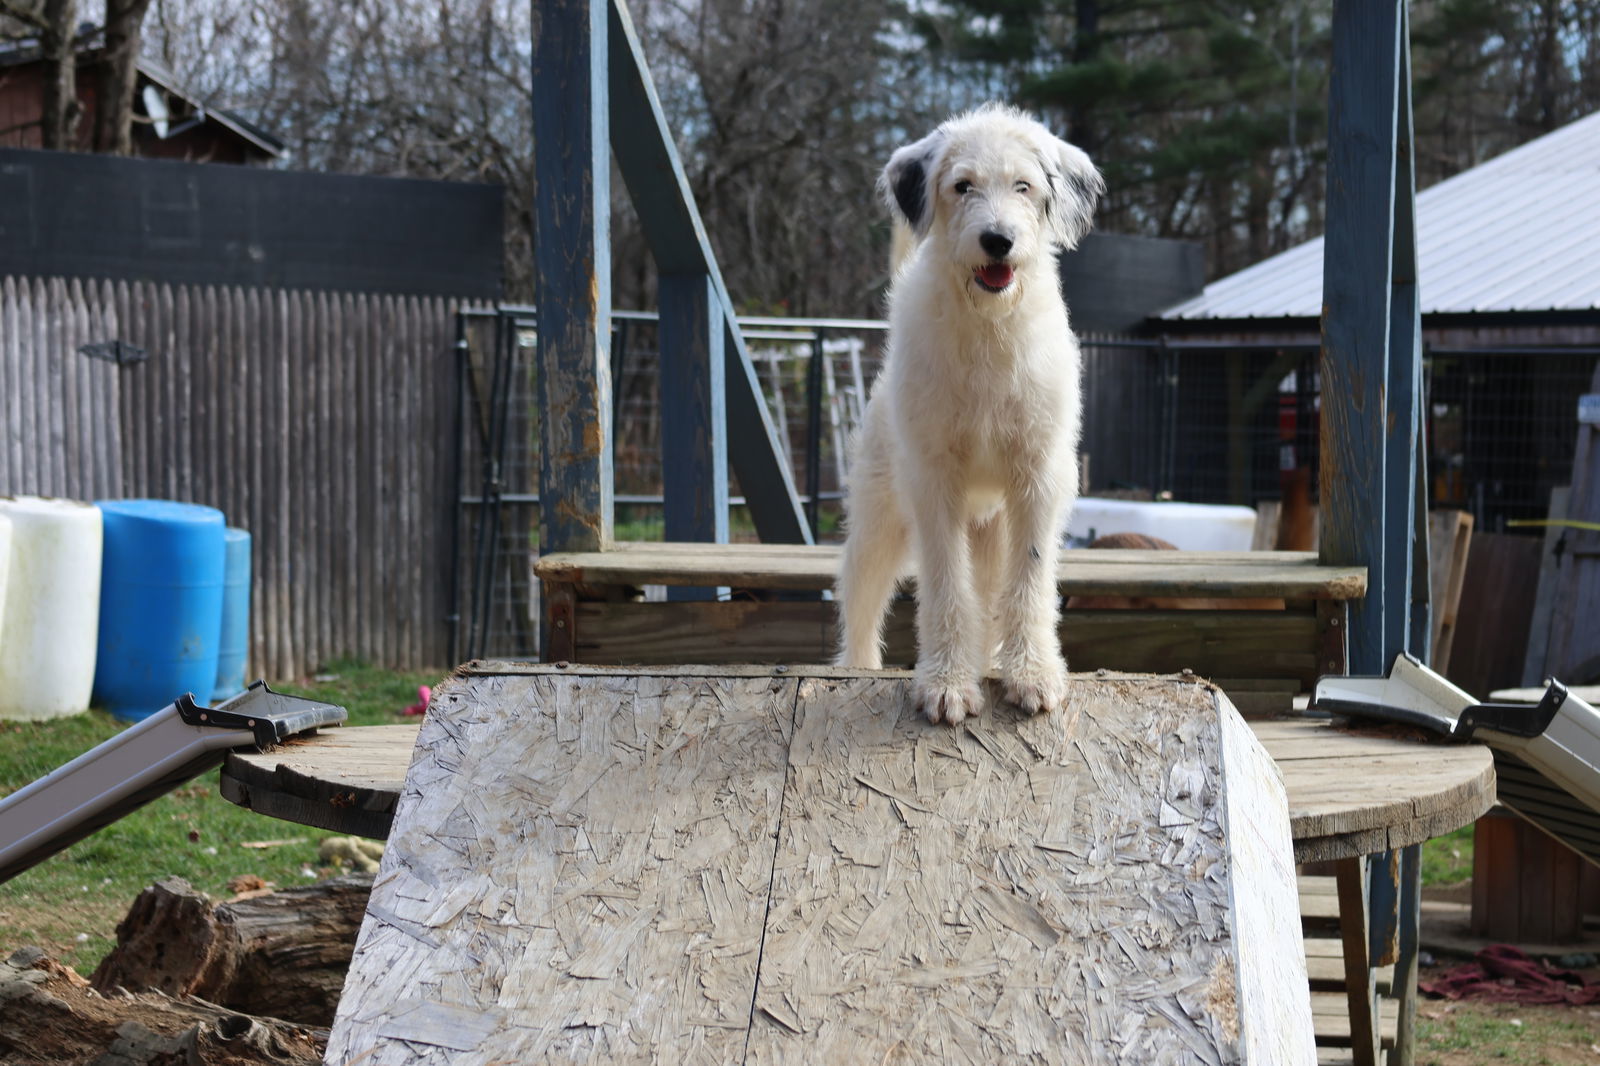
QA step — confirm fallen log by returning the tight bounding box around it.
[90,874,371,1027]
[0,946,326,1065]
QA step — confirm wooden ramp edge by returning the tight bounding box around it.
[324,669,1316,1065]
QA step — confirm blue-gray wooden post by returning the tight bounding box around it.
[659,275,729,546]
[1321,0,1425,676]
[1388,4,1429,668]
[532,0,614,554]
[607,0,812,546]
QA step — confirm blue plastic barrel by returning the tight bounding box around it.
[211,527,252,703]
[92,500,227,721]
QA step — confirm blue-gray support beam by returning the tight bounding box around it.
[1387,3,1428,669]
[532,0,614,554]
[606,0,813,546]
[1321,0,1420,674]
[660,273,729,601]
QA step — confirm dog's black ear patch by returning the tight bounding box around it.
[893,157,928,229]
[1065,170,1100,208]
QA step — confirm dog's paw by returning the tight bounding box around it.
[914,674,983,727]
[1000,657,1068,716]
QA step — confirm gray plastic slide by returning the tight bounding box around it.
[1314,652,1600,868]
[0,682,346,884]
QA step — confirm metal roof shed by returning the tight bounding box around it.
[1159,109,1600,325]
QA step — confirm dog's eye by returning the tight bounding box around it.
[954,180,972,195]
[1014,181,1031,194]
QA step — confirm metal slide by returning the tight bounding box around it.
[0,683,345,884]
[1314,653,1600,866]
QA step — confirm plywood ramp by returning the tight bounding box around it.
[326,666,1315,1065]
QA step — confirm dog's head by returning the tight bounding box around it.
[882,104,1103,305]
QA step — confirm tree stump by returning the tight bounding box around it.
[0,946,325,1065]
[90,874,371,1026]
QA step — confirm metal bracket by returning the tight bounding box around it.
[78,339,147,365]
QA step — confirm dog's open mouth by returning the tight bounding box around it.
[974,263,1014,292]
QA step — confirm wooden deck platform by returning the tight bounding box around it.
[532,545,1369,716]
[320,665,1321,1064]
[535,543,1368,600]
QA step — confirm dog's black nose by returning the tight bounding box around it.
[979,231,1013,259]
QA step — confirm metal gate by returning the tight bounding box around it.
[452,307,542,663]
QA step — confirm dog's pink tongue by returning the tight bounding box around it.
[979,263,1014,289]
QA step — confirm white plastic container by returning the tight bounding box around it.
[1067,497,1259,552]
[0,497,103,720]
[0,513,10,643]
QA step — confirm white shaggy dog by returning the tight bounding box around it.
[835,104,1103,726]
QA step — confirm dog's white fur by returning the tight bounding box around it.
[836,104,1103,726]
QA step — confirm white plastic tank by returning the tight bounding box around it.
[0,497,103,720]
[1067,497,1259,551]
[0,513,10,645]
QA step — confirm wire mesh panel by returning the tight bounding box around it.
[1427,348,1597,530]
[455,309,541,662]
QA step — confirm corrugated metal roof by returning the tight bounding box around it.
[1160,109,1600,320]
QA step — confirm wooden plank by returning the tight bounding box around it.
[1253,500,1281,551]
[326,673,799,1064]
[533,0,614,553]
[1320,0,1407,675]
[566,541,1329,565]
[1426,510,1473,674]
[1308,992,1397,1049]
[1213,678,1299,718]
[565,599,1322,684]
[1521,487,1570,687]
[1218,690,1317,1066]
[1301,938,1393,996]
[537,542,1367,600]
[1447,532,1544,698]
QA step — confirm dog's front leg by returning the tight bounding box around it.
[994,462,1073,715]
[909,487,984,726]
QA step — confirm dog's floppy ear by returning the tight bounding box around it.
[1038,137,1104,251]
[881,131,945,237]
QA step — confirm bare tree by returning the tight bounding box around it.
[0,0,80,149]
[93,0,152,153]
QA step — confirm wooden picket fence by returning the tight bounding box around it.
[0,275,459,680]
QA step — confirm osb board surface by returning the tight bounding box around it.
[325,673,797,1065]
[326,671,1313,1065]
[226,671,1494,863]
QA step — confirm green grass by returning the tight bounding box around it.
[1422,823,1475,886]
[613,501,845,543]
[1418,1003,1600,1064]
[0,660,443,970]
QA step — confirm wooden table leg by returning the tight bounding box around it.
[545,582,576,662]
[1388,844,1421,1066]
[1337,855,1380,1066]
